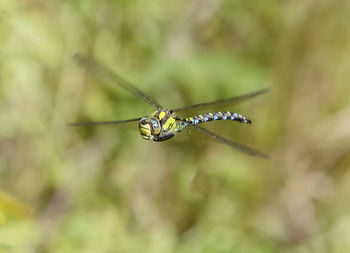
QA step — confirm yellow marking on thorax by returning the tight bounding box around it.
[162,116,176,132]
[198,115,204,119]
[158,111,166,120]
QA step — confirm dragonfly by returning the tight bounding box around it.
[69,54,270,159]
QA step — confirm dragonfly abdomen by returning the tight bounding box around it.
[177,111,251,132]
[188,111,251,124]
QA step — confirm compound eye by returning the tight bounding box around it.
[150,118,160,134]
[150,118,159,130]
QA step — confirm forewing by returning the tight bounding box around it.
[67,117,142,127]
[74,54,163,109]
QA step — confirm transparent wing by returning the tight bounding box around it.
[173,88,269,112]
[67,117,142,127]
[192,125,270,159]
[74,54,163,109]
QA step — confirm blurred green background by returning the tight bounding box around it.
[1,0,350,252]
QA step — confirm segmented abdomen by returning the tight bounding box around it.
[177,111,251,132]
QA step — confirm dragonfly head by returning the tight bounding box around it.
[138,117,161,140]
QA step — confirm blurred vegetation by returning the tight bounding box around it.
[1,0,350,252]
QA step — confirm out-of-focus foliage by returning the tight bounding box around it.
[1,0,350,252]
